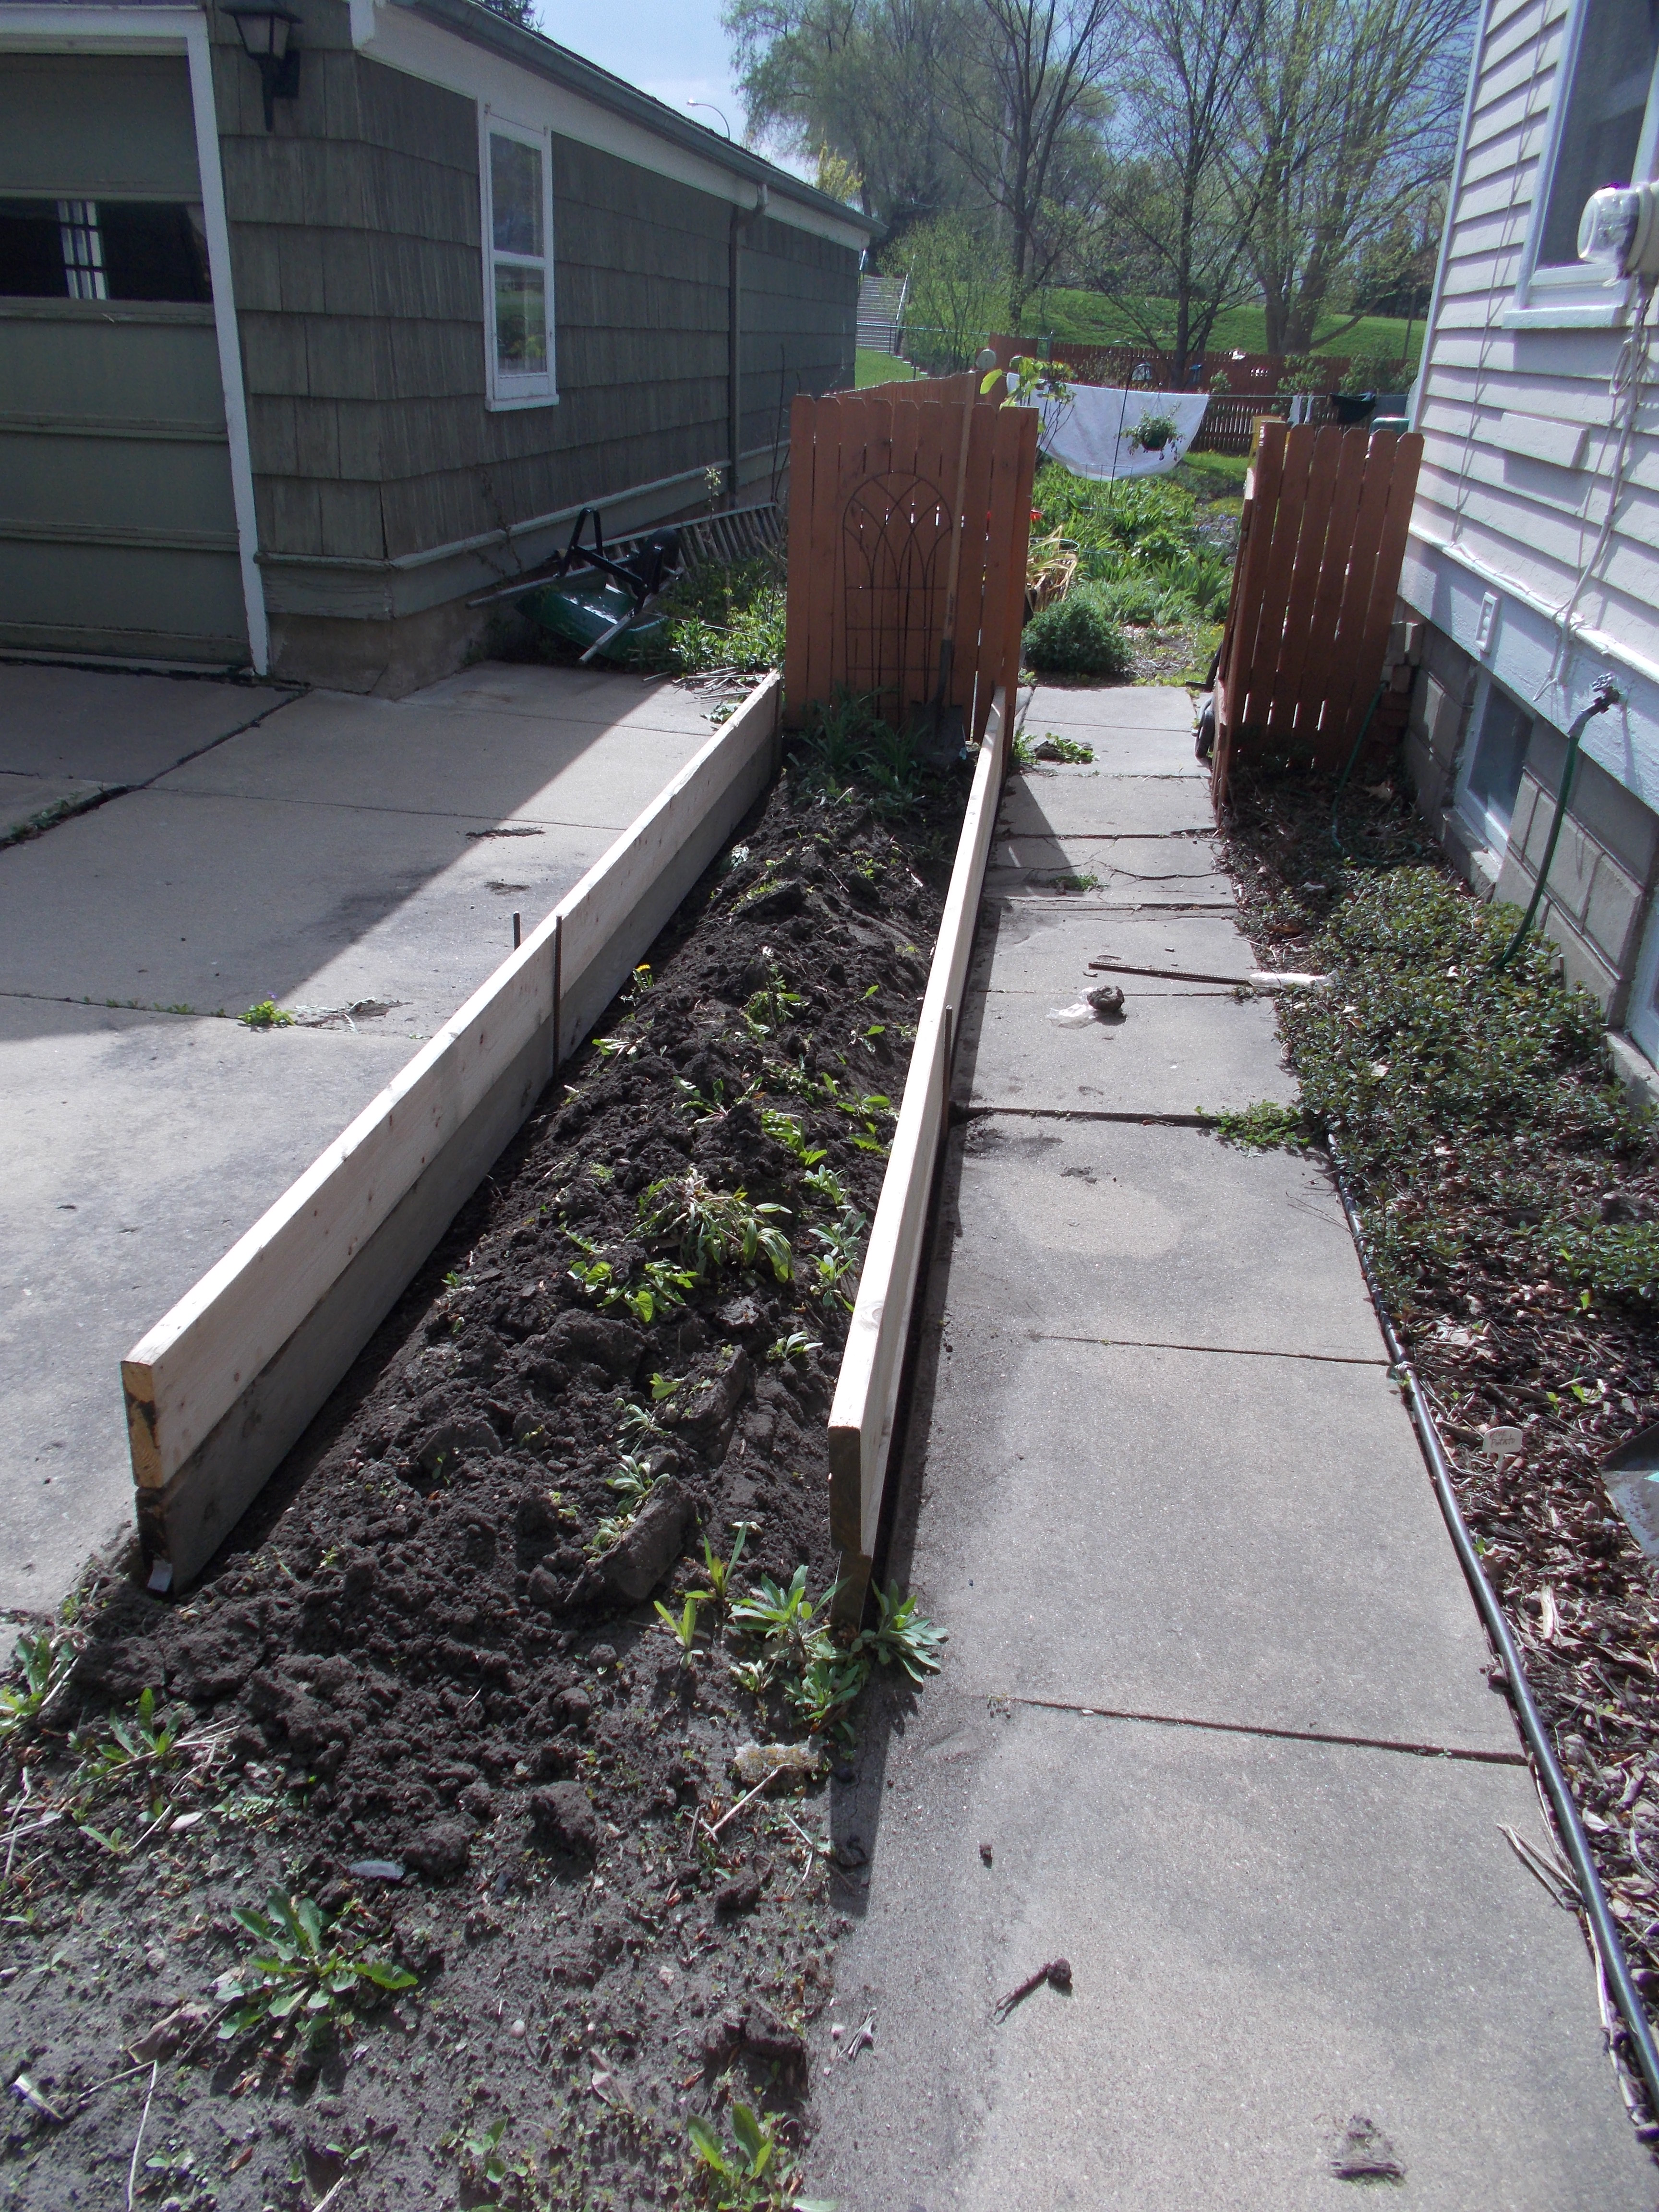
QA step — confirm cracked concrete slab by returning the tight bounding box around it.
[1,770,108,842]
[957,974,1296,1114]
[898,1325,1514,1748]
[0,663,291,784]
[944,1119,1381,1358]
[814,1695,1652,2211]
[969,902,1260,997]
[986,830,1232,902]
[997,769,1216,839]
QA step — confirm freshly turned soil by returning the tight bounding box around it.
[0,751,968,2210]
[1219,762,1659,2100]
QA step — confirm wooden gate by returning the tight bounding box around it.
[1212,420,1423,799]
[783,378,1039,742]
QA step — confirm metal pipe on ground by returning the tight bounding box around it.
[1328,1140,1659,2130]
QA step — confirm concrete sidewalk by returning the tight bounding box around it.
[813,686,1655,2209]
[0,659,716,1613]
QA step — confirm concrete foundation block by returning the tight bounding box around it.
[1607,1028,1659,1115]
[1586,852,1646,969]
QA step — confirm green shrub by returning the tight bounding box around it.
[1022,591,1132,678]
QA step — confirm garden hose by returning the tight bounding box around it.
[1493,675,1622,970]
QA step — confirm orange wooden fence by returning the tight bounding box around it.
[783,381,1039,742]
[1212,420,1423,800]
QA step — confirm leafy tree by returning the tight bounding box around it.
[477,0,540,25]
[726,0,974,239]
[900,212,1009,369]
[943,0,1116,322]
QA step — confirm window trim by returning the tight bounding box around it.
[479,105,556,412]
[1514,0,1659,314]
[1454,669,1534,856]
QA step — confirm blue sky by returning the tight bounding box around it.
[535,0,802,167]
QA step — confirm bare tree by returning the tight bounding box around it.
[943,0,1116,322]
[1232,0,1474,355]
[1087,0,1266,376]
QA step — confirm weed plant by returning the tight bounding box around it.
[686,2101,831,2211]
[728,1566,945,1738]
[786,691,962,818]
[630,553,785,678]
[639,1170,793,1282]
[215,1889,414,2056]
[0,1629,76,1743]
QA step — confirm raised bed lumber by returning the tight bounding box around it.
[123,674,783,1589]
[827,691,1011,1622]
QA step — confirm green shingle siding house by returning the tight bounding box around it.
[0,0,872,690]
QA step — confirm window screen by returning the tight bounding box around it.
[0,198,211,301]
[1464,685,1532,840]
[1538,0,1659,268]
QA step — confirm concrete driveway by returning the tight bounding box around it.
[0,658,718,1617]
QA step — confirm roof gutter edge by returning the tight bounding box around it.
[393,0,876,233]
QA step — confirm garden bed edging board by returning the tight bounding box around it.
[123,673,782,1589]
[827,690,1010,1614]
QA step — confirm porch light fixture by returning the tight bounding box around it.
[223,1,303,131]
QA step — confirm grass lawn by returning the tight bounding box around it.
[855,347,926,387]
[1021,289,1423,372]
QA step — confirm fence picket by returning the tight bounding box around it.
[1213,427,1424,796]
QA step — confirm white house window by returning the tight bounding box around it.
[482,119,554,408]
[57,199,105,299]
[1524,0,1659,300]
[1456,675,1533,853]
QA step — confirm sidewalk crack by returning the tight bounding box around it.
[996,1695,1525,1767]
[1036,1332,1388,1368]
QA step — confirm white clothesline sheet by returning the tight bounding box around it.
[1034,385,1211,481]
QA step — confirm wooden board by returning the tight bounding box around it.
[1213,428,1425,794]
[826,691,1008,1615]
[124,673,782,1587]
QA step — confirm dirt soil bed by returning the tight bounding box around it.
[1220,760,1659,2103]
[0,737,968,2210]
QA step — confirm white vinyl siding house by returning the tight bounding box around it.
[1402,0,1659,1078]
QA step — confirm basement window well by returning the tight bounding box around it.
[1455,673,1533,855]
[481,116,555,409]
[0,199,212,302]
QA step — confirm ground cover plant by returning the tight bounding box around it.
[1022,463,1236,687]
[629,558,787,683]
[1219,761,1659,2048]
[0,715,966,2209]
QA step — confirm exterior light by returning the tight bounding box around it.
[223,2,303,131]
